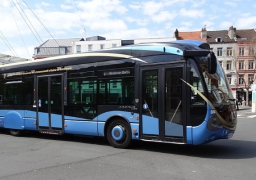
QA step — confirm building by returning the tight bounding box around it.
[34,36,176,57]
[72,36,122,53]
[72,36,176,53]
[33,38,84,60]
[235,29,256,104]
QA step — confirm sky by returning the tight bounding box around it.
[0,0,256,60]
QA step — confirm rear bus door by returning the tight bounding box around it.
[139,64,186,143]
[36,74,64,134]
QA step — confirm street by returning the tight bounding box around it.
[0,108,256,180]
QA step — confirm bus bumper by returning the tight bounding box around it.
[186,121,235,145]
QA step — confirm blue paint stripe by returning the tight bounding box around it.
[132,46,183,55]
[171,40,205,47]
[109,45,183,56]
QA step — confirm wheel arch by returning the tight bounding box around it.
[4,110,24,130]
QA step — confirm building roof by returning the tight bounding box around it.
[176,31,207,42]
[207,29,256,43]
[176,27,256,44]
[38,38,84,48]
[236,29,256,41]
[206,30,235,43]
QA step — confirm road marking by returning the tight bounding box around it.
[238,115,256,119]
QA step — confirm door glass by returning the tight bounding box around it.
[51,76,62,114]
[38,77,49,128]
[38,77,48,113]
[165,68,183,137]
[50,76,63,129]
[141,70,159,136]
[142,70,158,118]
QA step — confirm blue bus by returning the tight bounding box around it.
[0,40,237,148]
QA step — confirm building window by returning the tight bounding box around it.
[239,47,244,56]
[226,61,232,70]
[76,45,81,53]
[226,47,232,56]
[112,44,117,48]
[248,60,254,69]
[88,45,93,51]
[239,75,244,84]
[249,46,254,56]
[60,47,66,55]
[238,60,244,70]
[217,48,222,56]
[100,44,105,49]
[34,48,39,55]
[227,75,231,84]
[215,37,222,42]
[248,74,254,84]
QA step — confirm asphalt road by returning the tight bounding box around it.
[0,109,256,180]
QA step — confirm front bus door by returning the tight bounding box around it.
[140,64,186,143]
[37,75,64,134]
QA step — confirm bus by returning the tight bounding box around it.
[0,40,237,148]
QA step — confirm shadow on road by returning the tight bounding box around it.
[1,129,255,159]
[132,139,256,159]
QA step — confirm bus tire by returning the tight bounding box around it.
[107,119,132,149]
[9,129,23,136]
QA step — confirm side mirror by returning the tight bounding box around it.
[208,52,217,74]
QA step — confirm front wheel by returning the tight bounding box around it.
[9,129,23,136]
[107,119,132,148]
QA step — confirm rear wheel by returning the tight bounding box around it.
[107,119,132,148]
[9,129,23,136]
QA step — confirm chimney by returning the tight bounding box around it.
[201,27,207,39]
[174,29,179,39]
[228,26,236,39]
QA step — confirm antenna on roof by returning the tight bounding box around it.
[84,29,86,40]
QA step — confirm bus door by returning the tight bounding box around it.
[139,65,186,143]
[36,75,64,134]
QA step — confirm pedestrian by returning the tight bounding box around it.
[236,95,239,110]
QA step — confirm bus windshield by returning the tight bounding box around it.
[197,56,234,105]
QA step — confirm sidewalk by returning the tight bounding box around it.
[236,105,251,111]
[236,105,256,115]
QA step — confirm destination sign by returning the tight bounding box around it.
[104,70,130,76]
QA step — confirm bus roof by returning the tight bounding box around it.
[0,40,209,74]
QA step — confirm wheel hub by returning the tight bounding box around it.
[111,125,125,141]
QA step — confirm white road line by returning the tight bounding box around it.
[248,115,256,118]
